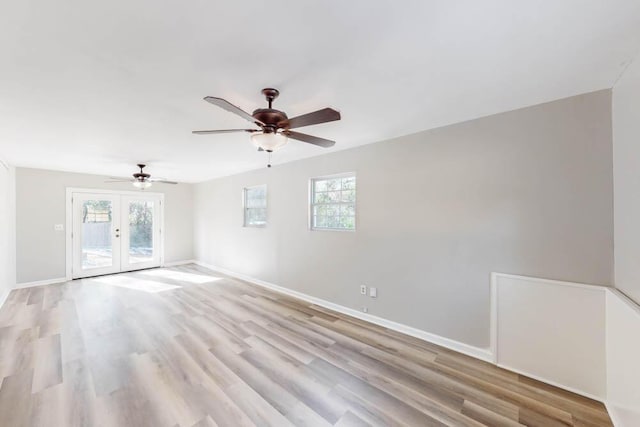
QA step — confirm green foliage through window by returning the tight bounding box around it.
[311,174,356,230]
[129,201,153,249]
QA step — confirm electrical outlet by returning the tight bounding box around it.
[360,285,367,295]
[362,307,368,313]
[369,287,377,298]
[54,224,64,231]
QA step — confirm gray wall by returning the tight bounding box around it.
[613,58,640,304]
[16,168,194,283]
[0,161,16,300]
[194,90,614,348]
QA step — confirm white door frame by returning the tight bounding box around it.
[65,187,165,280]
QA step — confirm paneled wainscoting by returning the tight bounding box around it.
[0,264,612,426]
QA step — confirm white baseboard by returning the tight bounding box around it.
[497,361,603,402]
[17,263,194,289]
[14,277,68,289]
[163,259,197,267]
[193,260,494,362]
[196,263,630,411]
[604,402,640,427]
[605,402,622,427]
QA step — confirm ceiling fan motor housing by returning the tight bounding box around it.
[252,108,289,131]
[252,88,289,131]
[133,164,150,180]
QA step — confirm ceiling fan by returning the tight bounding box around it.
[105,164,177,189]
[192,88,341,153]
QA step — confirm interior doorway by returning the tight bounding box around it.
[67,189,164,279]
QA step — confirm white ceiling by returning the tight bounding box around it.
[1,1,640,182]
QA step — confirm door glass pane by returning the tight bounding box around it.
[82,200,113,269]
[129,201,154,264]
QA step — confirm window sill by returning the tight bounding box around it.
[309,227,356,233]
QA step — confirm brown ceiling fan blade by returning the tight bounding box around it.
[148,179,178,184]
[203,97,265,126]
[284,131,336,148]
[286,108,341,129]
[192,129,258,135]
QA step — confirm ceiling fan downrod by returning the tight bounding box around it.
[262,88,279,109]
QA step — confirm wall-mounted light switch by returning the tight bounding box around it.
[369,287,377,298]
[54,224,64,231]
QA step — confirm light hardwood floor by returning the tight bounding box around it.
[0,264,612,426]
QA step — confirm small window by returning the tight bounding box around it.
[243,185,267,227]
[310,173,356,231]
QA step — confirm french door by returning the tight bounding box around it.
[71,191,163,279]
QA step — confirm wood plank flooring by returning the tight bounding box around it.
[0,264,613,426]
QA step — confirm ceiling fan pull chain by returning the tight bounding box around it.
[267,151,272,168]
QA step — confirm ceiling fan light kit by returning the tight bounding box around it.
[193,88,341,165]
[133,180,153,189]
[251,131,288,152]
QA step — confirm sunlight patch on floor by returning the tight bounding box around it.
[93,275,181,293]
[139,269,222,284]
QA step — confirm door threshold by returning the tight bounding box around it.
[73,265,163,280]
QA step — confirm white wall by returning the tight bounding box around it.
[613,57,640,305]
[194,90,614,349]
[611,52,640,427]
[15,167,194,284]
[0,159,16,304]
[606,290,640,425]
[493,274,607,399]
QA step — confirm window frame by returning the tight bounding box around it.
[243,184,267,228]
[309,172,356,232]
